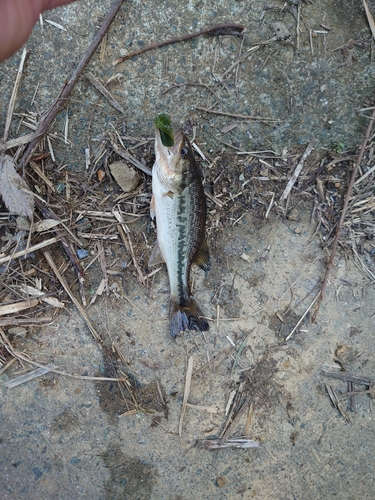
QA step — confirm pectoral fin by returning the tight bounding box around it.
[150,194,156,219]
[148,241,165,266]
[194,239,211,272]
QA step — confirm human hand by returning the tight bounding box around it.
[0,0,76,62]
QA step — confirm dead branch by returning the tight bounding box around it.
[114,23,245,65]
[312,108,375,322]
[18,0,125,169]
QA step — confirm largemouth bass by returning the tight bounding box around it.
[149,114,210,337]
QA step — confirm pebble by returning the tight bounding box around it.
[216,476,227,488]
[77,248,89,259]
[8,327,27,337]
[109,161,141,193]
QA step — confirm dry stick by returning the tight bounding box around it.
[280,139,316,201]
[285,293,319,341]
[312,108,375,322]
[85,72,124,113]
[0,345,124,383]
[43,250,101,342]
[196,106,279,123]
[0,317,53,327]
[0,299,39,317]
[111,141,152,176]
[3,48,28,143]
[18,0,125,169]
[363,0,375,40]
[179,356,194,438]
[4,132,36,151]
[35,199,86,306]
[113,209,145,284]
[114,23,245,65]
[0,236,58,264]
[321,370,372,386]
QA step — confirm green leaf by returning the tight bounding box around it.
[154,113,174,147]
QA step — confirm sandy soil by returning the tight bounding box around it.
[1,1,375,499]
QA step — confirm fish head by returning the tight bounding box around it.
[154,114,196,190]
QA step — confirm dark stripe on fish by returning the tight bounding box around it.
[177,193,187,306]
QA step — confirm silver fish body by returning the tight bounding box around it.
[149,126,210,337]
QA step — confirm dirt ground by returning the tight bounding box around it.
[1,1,375,499]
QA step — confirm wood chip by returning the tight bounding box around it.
[3,364,54,388]
[0,236,58,265]
[196,438,259,450]
[0,299,39,317]
[280,139,316,201]
[179,356,194,437]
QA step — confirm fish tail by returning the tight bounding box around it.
[169,297,209,338]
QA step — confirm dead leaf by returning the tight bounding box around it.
[0,155,34,219]
[363,0,375,40]
[20,285,65,308]
[97,169,106,182]
[34,219,67,232]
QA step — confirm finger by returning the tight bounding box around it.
[41,0,76,11]
[0,0,77,62]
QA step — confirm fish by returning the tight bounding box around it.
[149,114,210,337]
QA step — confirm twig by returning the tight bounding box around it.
[312,108,375,322]
[363,0,375,40]
[43,250,101,341]
[0,299,39,317]
[179,356,194,438]
[195,438,259,450]
[35,199,86,306]
[192,346,232,378]
[326,383,352,423]
[321,370,372,386]
[196,106,279,123]
[85,72,124,113]
[231,333,251,374]
[110,141,153,176]
[0,317,53,327]
[18,0,125,169]
[3,364,54,388]
[0,345,124,384]
[285,293,319,341]
[219,44,261,80]
[0,236,58,264]
[3,48,27,143]
[0,358,16,376]
[280,139,316,201]
[114,23,245,65]
[3,132,36,151]
[113,209,145,284]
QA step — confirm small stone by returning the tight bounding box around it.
[287,208,298,221]
[109,161,141,193]
[294,227,302,234]
[54,182,66,193]
[271,22,291,41]
[77,248,89,259]
[8,327,27,337]
[216,476,227,488]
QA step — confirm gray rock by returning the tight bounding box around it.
[109,161,141,193]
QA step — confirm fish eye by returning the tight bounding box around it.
[180,146,189,158]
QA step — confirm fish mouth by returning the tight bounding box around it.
[155,127,184,157]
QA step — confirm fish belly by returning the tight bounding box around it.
[152,172,208,336]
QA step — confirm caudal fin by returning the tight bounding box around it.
[169,297,209,338]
